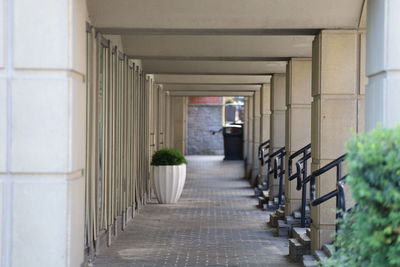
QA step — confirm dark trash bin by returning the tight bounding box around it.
[223,124,243,160]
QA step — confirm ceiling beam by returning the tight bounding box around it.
[154,74,270,84]
[168,90,254,97]
[98,28,320,36]
[162,84,260,91]
[128,56,290,62]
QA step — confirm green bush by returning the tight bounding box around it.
[151,148,187,166]
[324,127,400,267]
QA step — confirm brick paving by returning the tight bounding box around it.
[92,156,299,267]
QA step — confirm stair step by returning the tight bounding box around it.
[292,227,307,240]
[285,215,301,227]
[267,200,277,210]
[275,208,285,218]
[306,228,311,238]
[314,249,329,263]
[293,210,301,219]
[323,244,335,258]
[302,255,319,267]
[277,220,290,237]
[299,233,311,246]
[268,213,279,227]
[258,196,266,208]
[289,238,310,262]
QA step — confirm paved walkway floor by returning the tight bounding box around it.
[92,156,299,267]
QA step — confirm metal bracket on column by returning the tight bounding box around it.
[118,51,125,61]
[86,22,92,33]
[100,36,110,48]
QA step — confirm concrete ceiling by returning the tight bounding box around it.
[169,91,254,97]
[87,0,365,92]
[154,75,271,85]
[162,84,261,91]
[142,60,286,75]
[87,0,364,31]
[122,35,314,59]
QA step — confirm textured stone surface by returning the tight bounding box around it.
[186,105,224,155]
[92,156,299,267]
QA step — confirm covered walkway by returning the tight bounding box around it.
[93,156,297,267]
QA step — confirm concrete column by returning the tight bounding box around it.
[269,74,286,198]
[243,97,249,160]
[165,91,171,147]
[170,96,187,154]
[260,84,271,142]
[259,84,271,187]
[246,96,254,179]
[284,58,312,215]
[158,85,165,148]
[0,0,87,266]
[251,90,261,184]
[310,30,365,250]
[366,0,400,130]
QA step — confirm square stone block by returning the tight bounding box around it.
[271,74,286,110]
[0,79,6,172]
[11,77,81,173]
[0,0,4,69]
[14,0,69,69]
[12,175,68,267]
[314,31,358,96]
[288,59,312,105]
[67,175,85,267]
[289,107,311,150]
[310,224,335,251]
[69,77,86,171]
[312,96,357,160]
[271,111,285,148]
[0,177,3,262]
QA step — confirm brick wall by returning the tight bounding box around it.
[187,104,224,155]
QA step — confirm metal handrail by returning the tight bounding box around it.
[311,175,347,231]
[256,140,270,189]
[287,149,312,227]
[271,147,286,207]
[258,140,270,163]
[288,143,311,177]
[301,154,347,201]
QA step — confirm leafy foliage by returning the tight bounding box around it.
[324,127,400,267]
[151,148,187,166]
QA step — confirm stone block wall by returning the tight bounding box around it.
[187,104,224,155]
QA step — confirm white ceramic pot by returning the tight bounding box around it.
[153,164,187,204]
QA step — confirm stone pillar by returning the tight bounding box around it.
[310,30,365,250]
[366,0,400,130]
[284,58,312,215]
[259,84,271,187]
[251,90,261,183]
[169,96,187,154]
[165,91,171,147]
[260,84,271,143]
[269,74,286,198]
[243,97,249,160]
[0,0,87,266]
[246,96,254,179]
[158,86,165,148]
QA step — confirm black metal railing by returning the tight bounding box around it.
[287,144,312,227]
[302,154,347,229]
[258,140,270,165]
[256,140,271,189]
[311,175,347,231]
[270,147,286,207]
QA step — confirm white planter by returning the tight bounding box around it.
[153,164,187,204]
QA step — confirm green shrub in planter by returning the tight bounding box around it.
[151,148,187,166]
[324,127,400,267]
